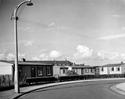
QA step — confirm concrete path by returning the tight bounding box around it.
[0,78,125,99]
[112,82,125,95]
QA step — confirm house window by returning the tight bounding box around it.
[101,67,104,71]
[85,69,88,73]
[91,69,94,73]
[81,68,84,74]
[111,67,114,71]
[46,66,51,76]
[37,67,43,76]
[117,67,120,71]
[75,69,78,73]
[63,69,66,74]
[91,69,93,72]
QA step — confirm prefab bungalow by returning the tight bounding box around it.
[53,64,96,76]
[0,60,73,82]
[52,60,73,76]
[17,61,54,82]
[72,66,96,75]
[0,61,54,84]
[96,62,125,75]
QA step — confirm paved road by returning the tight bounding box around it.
[19,79,125,99]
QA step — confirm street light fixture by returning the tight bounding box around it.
[11,0,33,93]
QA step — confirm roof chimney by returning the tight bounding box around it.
[21,58,26,62]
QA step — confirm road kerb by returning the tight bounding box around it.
[11,78,125,99]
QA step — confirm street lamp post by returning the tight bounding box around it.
[12,0,33,93]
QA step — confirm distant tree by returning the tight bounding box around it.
[66,70,78,76]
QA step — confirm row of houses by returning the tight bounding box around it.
[0,60,125,84]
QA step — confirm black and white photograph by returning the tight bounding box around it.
[0,0,125,99]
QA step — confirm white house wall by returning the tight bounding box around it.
[121,64,125,74]
[53,66,61,76]
[0,62,13,75]
[108,66,122,74]
[99,67,108,75]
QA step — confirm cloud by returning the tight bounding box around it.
[121,27,125,31]
[32,56,40,61]
[0,53,5,60]
[0,51,26,60]
[31,50,62,61]
[24,41,33,46]
[49,50,61,58]
[73,45,93,59]
[120,53,125,60]
[48,22,56,27]
[97,50,125,61]
[18,53,26,59]
[6,53,15,60]
[98,34,125,40]
[112,14,121,18]
[97,51,119,60]
[39,53,49,60]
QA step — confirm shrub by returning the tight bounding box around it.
[66,70,78,76]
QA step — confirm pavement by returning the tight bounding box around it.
[0,78,125,99]
[111,82,125,96]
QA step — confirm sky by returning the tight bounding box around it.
[1,0,125,65]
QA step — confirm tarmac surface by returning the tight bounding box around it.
[0,78,125,99]
[18,79,125,99]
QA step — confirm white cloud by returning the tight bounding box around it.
[97,50,125,61]
[73,45,93,59]
[19,53,26,59]
[0,52,26,61]
[48,22,56,27]
[6,53,15,60]
[121,27,125,31]
[120,53,125,60]
[32,56,40,61]
[31,50,62,61]
[112,14,121,18]
[24,41,33,46]
[98,34,125,40]
[49,50,61,58]
[39,53,49,60]
[0,53,5,60]
[97,51,119,60]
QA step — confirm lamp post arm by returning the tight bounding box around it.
[13,1,29,20]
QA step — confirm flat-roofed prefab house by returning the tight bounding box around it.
[107,63,125,75]
[17,60,73,81]
[0,60,73,84]
[54,65,96,76]
[17,61,54,82]
[97,62,125,75]
[81,66,96,75]
[97,66,109,75]
[72,66,96,75]
[52,60,73,76]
